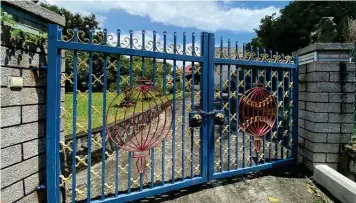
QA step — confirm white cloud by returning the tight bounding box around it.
[106,30,196,68]
[96,14,108,27]
[42,0,280,33]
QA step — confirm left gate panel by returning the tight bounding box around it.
[47,24,207,203]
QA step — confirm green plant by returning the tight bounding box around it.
[0,8,47,46]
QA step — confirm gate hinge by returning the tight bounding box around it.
[35,185,46,191]
[29,64,48,71]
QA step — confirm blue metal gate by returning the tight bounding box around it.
[46,25,298,203]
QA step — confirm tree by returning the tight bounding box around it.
[41,2,172,92]
[40,2,99,31]
[247,1,356,55]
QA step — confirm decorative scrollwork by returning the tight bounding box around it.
[166,44,175,54]
[77,30,89,44]
[121,37,131,48]
[132,38,142,49]
[107,34,117,47]
[61,29,74,42]
[93,31,104,45]
[145,40,154,51]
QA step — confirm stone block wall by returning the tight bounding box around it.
[293,43,355,172]
[0,1,65,202]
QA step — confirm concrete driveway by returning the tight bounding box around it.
[133,169,335,203]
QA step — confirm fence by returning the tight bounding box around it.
[46,24,298,203]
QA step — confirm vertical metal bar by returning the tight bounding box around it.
[265,50,272,162]
[190,32,195,178]
[129,30,133,85]
[142,30,145,77]
[139,173,143,191]
[162,31,167,184]
[128,30,134,193]
[163,32,167,93]
[219,37,223,172]
[200,32,210,179]
[150,149,154,188]
[139,31,146,191]
[152,31,157,87]
[256,66,260,165]
[151,31,156,188]
[235,41,239,169]
[55,27,62,203]
[128,152,132,192]
[286,69,291,158]
[71,28,78,203]
[227,39,231,171]
[101,29,108,200]
[292,57,299,159]
[182,32,186,179]
[172,32,177,183]
[242,65,246,168]
[87,29,94,202]
[115,29,121,197]
[46,24,61,203]
[280,62,285,160]
[273,50,279,160]
[263,66,267,163]
[208,33,215,179]
[249,46,253,167]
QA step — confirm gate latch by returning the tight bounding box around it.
[189,109,225,127]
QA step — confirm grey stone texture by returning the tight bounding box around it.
[22,104,46,123]
[1,87,45,107]
[1,154,45,188]
[2,0,65,26]
[292,43,354,56]
[0,181,24,202]
[296,44,355,172]
[1,67,20,86]
[313,165,356,203]
[1,121,45,148]
[0,3,66,203]
[1,144,22,168]
[23,170,45,195]
[0,46,47,70]
[1,106,21,127]
[22,136,45,159]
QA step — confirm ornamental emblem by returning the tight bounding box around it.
[106,77,173,174]
[238,82,277,152]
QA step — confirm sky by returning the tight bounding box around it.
[42,0,290,47]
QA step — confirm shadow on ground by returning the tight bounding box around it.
[132,166,333,203]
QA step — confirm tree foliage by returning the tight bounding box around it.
[0,8,47,46]
[41,2,172,92]
[248,1,356,54]
[40,2,100,32]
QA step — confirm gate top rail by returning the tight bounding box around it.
[54,26,204,62]
[52,25,297,68]
[211,34,297,69]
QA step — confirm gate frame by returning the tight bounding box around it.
[46,24,299,203]
[46,24,210,203]
[206,33,299,180]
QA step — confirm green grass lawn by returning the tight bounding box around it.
[64,92,173,136]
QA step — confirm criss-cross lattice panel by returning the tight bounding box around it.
[211,36,297,175]
[57,27,203,202]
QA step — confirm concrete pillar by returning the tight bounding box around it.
[0,1,65,202]
[293,43,355,171]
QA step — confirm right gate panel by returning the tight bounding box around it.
[208,35,298,179]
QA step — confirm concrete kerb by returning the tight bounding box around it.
[313,165,356,203]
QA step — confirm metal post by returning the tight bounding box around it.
[200,32,210,180]
[207,33,215,179]
[46,24,62,203]
[292,56,299,159]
